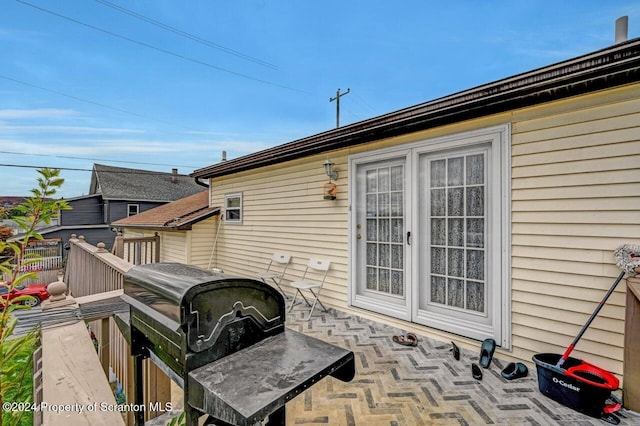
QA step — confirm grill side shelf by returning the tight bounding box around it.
[187,328,355,426]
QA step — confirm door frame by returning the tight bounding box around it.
[348,124,512,347]
[348,148,413,321]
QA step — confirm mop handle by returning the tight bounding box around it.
[556,270,626,369]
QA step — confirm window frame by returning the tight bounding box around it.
[127,203,139,217]
[224,192,243,224]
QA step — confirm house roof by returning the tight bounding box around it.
[192,38,640,180]
[112,191,219,231]
[90,164,204,202]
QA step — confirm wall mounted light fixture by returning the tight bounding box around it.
[323,158,338,181]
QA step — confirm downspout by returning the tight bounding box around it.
[194,177,209,188]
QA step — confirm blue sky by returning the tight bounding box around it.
[1,1,638,197]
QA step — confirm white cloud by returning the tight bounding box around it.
[0,108,80,119]
[0,124,144,134]
[0,139,251,156]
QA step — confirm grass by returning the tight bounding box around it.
[1,331,39,426]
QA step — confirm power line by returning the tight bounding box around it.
[353,93,377,115]
[0,164,91,172]
[0,163,198,175]
[95,0,278,70]
[0,150,200,169]
[0,74,194,130]
[17,0,309,94]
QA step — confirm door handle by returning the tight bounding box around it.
[407,231,411,245]
[357,234,362,240]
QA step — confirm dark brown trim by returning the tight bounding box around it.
[192,38,640,180]
[114,208,220,231]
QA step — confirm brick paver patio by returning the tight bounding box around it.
[160,307,639,425]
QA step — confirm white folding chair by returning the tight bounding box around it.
[256,253,292,299]
[288,258,330,321]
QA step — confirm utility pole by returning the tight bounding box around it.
[329,88,350,128]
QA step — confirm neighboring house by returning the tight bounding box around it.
[112,190,220,267]
[191,39,640,379]
[37,164,205,249]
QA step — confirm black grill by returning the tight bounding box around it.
[119,263,355,426]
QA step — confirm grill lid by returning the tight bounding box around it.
[123,263,285,353]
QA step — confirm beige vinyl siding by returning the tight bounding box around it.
[210,153,350,309]
[159,232,188,264]
[510,83,640,377]
[207,82,640,380]
[190,217,220,269]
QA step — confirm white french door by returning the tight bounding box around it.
[352,154,411,320]
[350,126,510,345]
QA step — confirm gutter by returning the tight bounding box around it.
[191,38,640,180]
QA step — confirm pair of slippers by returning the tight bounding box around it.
[470,338,528,380]
[392,332,418,347]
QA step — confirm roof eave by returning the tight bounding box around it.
[191,38,640,180]
[114,208,220,231]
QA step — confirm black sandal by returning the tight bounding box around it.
[472,363,483,380]
[451,341,460,360]
[479,338,496,368]
[501,362,528,380]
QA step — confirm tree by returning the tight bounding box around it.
[0,168,70,426]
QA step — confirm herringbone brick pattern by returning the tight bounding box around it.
[284,308,640,426]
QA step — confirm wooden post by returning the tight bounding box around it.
[114,233,124,259]
[153,232,160,263]
[100,317,110,376]
[624,276,640,410]
[126,353,136,426]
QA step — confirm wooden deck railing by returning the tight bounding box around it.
[64,235,170,425]
[113,233,160,265]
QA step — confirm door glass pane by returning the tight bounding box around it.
[448,188,464,216]
[431,219,445,245]
[466,250,484,281]
[366,170,377,192]
[447,279,464,308]
[391,166,403,191]
[427,153,486,314]
[466,281,484,312]
[366,243,377,265]
[378,219,390,242]
[448,248,464,278]
[431,247,445,275]
[366,194,377,217]
[363,164,404,298]
[466,218,484,248]
[391,271,403,295]
[379,269,390,293]
[391,219,403,243]
[448,218,464,247]
[431,189,445,216]
[431,159,446,187]
[390,192,403,216]
[378,193,390,216]
[367,219,377,240]
[431,276,446,304]
[391,244,403,269]
[466,154,484,185]
[467,187,484,217]
[378,168,390,192]
[366,267,377,290]
[447,157,464,186]
[379,244,390,267]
